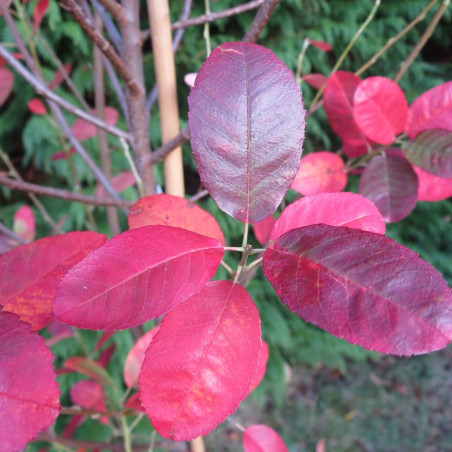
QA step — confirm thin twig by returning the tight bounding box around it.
[189,188,209,203]
[0,45,132,142]
[0,222,28,245]
[91,0,123,52]
[96,0,126,23]
[60,0,143,97]
[394,0,450,82]
[242,0,280,42]
[0,175,133,208]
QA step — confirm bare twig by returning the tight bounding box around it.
[145,125,190,166]
[242,0,280,42]
[189,188,209,203]
[0,222,28,245]
[0,175,133,208]
[394,0,450,82]
[96,0,126,23]
[91,0,123,52]
[60,0,143,97]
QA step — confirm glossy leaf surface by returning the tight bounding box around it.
[139,280,261,440]
[412,164,452,202]
[291,151,347,195]
[405,81,452,138]
[0,68,14,107]
[243,425,288,452]
[128,194,225,245]
[0,312,60,451]
[269,192,385,243]
[358,154,418,222]
[402,129,452,178]
[323,71,364,144]
[54,226,224,330]
[188,42,305,223]
[0,231,106,330]
[263,224,452,356]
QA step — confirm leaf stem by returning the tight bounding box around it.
[203,0,212,56]
[121,137,145,197]
[224,246,245,252]
[295,38,310,84]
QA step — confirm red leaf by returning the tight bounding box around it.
[128,194,225,245]
[51,148,76,161]
[54,226,224,331]
[353,76,407,145]
[308,40,332,52]
[65,357,115,386]
[124,393,145,413]
[243,425,288,452]
[13,205,35,242]
[342,139,370,158]
[358,154,418,222]
[124,326,160,388]
[95,331,115,350]
[28,98,46,115]
[0,312,60,451]
[253,215,276,246]
[291,151,347,195]
[405,81,452,139]
[0,67,14,107]
[402,129,452,178]
[71,107,119,141]
[139,280,262,440]
[269,192,385,243]
[70,380,108,425]
[97,171,136,199]
[248,341,269,393]
[263,224,452,356]
[412,164,452,202]
[97,343,115,368]
[188,42,305,223]
[0,231,106,330]
[323,71,364,144]
[33,0,49,29]
[48,63,72,91]
[301,73,327,90]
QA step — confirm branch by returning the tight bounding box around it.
[60,0,143,97]
[0,45,132,142]
[96,0,126,24]
[242,0,280,42]
[91,0,123,52]
[145,125,190,165]
[0,175,133,208]
[0,222,28,245]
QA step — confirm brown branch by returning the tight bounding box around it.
[60,0,143,97]
[145,125,190,165]
[242,0,280,42]
[0,222,28,245]
[0,175,133,208]
[96,0,126,23]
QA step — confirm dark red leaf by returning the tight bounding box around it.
[301,73,327,90]
[323,71,364,144]
[0,231,106,330]
[28,98,46,115]
[0,311,60,451]
[353,77,407,145]
[139,280,262,440]
[263,224,452,356]
[269,192,385,243]
[358,154,418,222]
[291,151,347,195]
[97,171,135,199]
[97,344,115,368]
[70,380,108,425]
[54,226,224,330]
[188,42,305,223]
[51,148,76,161]
[13,205,35,242]
[95,331,115,350]
[124,326,160,388]
[405,81,452,139]
[71,107,118,141]
[402,129,452,178]
[253,215,276,246]
[243,425,288,452]
[0,67,14,107]
[308,40,332,52]
[124,393,145,413]
[342,139,370,158]
[128,194,225,245]
[412,164,452,202]
[48,63,72,90]
[248,341,269,393]
[33,0,49,29]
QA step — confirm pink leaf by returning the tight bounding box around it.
[0,231,106,331]
[253,215,276,246]
[353,76,407,145]
[323,71,364,144]
[184,72,197,88]
[358,154,418,222]
[51,148,76,161]
[412,164,452,202]
[291,151,347,195]
[0,312,60,451]
[28,98,46,115]
[70,380,108,425]
[269,192,385,243]
[301,73,327,90]
[97,343,115,368]
[124,326,160,388]
[308,40,332,52]
[188,42,305,223]
[128,194,225,245]
[95,331,115,350]
[65,357,114,386]
[71,107,119,141]
[263,224,452,356]
[243,425,288,452]
[124,392,145,413]
[54,226,224,330]
[139,281,262,440]
[33,0,49,30]
[342,139,370,158]
[48,64,72,90]
[96,171,136,199]
[13,205,35,242]
[405,81,452,139]
[248,341,269,393]
[0,67,14,107]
